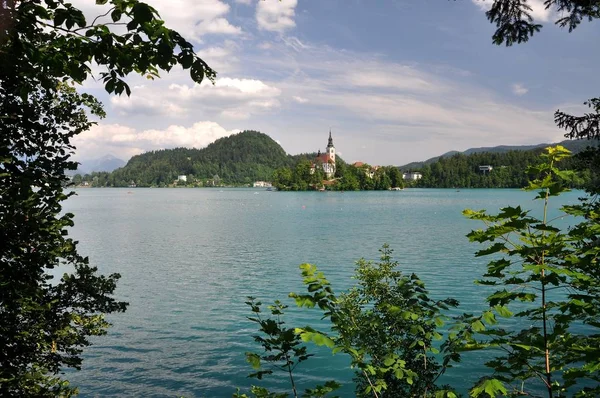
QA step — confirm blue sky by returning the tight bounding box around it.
[72,0,600,165]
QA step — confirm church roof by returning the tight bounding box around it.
[316,153,334,163]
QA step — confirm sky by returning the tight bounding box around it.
[70,0,600,166]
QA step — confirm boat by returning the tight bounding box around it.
[389,187,403,191]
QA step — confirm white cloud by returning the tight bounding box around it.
[512,83,529,96]
[196,41,240,74]
[471,0,552,22]
[109,76,282,121]
[292,96,309,103]
[110,89,187,117]
[256,0,297,32]
[70,0,241,42]
[343,67,443,93]
[258,42,274,50]
[73,122,239,161]
[166,77,282,114]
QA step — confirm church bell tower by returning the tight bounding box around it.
[326,129,335,161]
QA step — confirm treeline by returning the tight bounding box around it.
[413,148,592,188]
[272,159,404,191]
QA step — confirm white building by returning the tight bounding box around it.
[177,175,187,182]
[479,165,493,174]
[253,181,272,188]
[402,171,422,181]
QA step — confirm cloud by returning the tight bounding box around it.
[70,0,241,42]
[109,76,282,121]
[512,83,529,96]
[258,42,274,50]
[165,77,282,116]
[234,0,253,4]
[256,0,297,32]
[110,88,187,117]
[73,122,239,161]
[168,78,281,100]
[196,41,240,74]
[471,0,552,22]
[292,96,309,103]
[343,67,445,93]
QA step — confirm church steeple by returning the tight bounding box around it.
[327,129,334,149]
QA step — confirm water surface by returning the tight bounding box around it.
[63,188,582,397]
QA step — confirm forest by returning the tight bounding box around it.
[413,146,594,188]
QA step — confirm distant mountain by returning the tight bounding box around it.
[76,154,125,174]
[399,139,597,170]
[106,130,293,187]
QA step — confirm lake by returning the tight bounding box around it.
[62,188,582,397]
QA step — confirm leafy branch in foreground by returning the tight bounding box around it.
[235,297,340,398]
[460,145,600,397]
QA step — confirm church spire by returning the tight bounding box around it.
[327,129,334,148]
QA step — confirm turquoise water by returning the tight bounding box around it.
[62,188,583,397]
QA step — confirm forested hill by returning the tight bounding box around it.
[414,147,592,188]
[400,139,596,170]
[105,131,292,187]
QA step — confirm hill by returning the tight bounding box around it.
[413,146,592,188]
[399,139,597,170]
[105,131,292,187]
[76,154,126,174]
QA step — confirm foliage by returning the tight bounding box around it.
[457,146,600,397]
[236,297,340,398]
[413,147,593,189]
[0,0,213,395]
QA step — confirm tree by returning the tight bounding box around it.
[387,167,403,189]
[0,1,214,395]
[72,174,83,185]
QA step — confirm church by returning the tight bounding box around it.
[311,130,336,179]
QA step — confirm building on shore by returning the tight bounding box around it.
[253,181,273,188]
[403,171,422,181]
[479,165,493,174]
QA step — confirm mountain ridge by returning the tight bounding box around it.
[399,139,597,170]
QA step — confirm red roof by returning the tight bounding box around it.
[316,153,333,163]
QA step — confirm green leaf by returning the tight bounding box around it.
[245,352,261,370]
[471,320,485,332]
[469,378,507,397]
[482,311,497,326]
[493,305,513,318]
